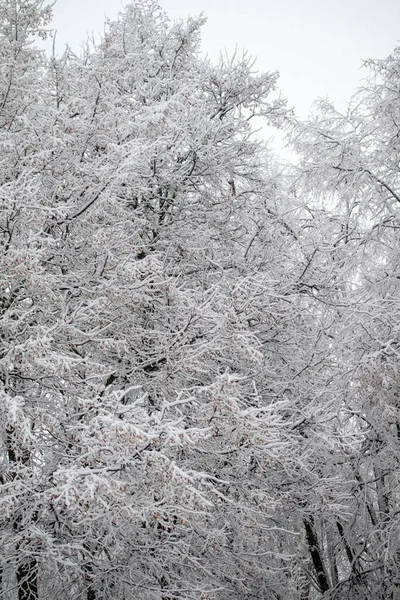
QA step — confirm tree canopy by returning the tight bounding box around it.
[0,2,400,599]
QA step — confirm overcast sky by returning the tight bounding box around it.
[49,0,400,118]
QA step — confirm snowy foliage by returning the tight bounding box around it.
[1,1,400,600]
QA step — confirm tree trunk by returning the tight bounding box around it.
[7,425,38,600]
[83,561,96,600]
[303,517,330,594]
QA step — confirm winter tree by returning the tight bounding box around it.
[0,2,314,599]
[289,44,400,599]
[4,2,399,599]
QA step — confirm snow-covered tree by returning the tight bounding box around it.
[289,44,400,600]
[8,2,400,599]
[0,2,312,599]
[0,2,54,599]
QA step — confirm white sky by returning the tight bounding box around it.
[49,0,400,118]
